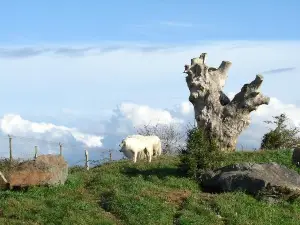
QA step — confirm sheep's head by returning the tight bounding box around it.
[119,140,125,151]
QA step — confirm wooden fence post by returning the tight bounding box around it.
[59,143,63,156]
[8,135,12,163]
[85,149,89,170]
[109,149,112,161]
[34,146,38,159]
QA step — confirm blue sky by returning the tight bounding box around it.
[0,1,300,164]
[1,0,300,44]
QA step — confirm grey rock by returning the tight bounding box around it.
[200,163,300,201]
[183,53,270,151]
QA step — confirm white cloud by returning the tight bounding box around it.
[227,92,236,101]
[253,98,300,126]
[238,97,300,149]
[119,102,182,127]
[0,114,103,148]
[180,101,193,115]
[99,101,191,151]
[71,131,103,148]
[0,41,299,116]
[113,97,300,152]
[112,97,300,152]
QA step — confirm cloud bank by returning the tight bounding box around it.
[0,114,104,165]
[0,114,103,148]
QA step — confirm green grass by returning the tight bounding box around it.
[1,149,300,225]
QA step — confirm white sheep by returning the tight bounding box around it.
[127,135,162,158]
[119,135,162,163]
[119,136,153,163]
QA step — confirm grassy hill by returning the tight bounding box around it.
[1,149,300,225]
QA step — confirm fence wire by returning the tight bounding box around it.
[0,134,118,167]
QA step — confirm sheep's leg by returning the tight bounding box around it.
[146,148,152,163]
[143,148,149,163]
[153,149,157,158]
[143,148,149,162]
[133,152,137,163]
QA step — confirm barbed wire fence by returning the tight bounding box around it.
[0,134,120,170]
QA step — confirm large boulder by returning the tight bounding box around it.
[7,155,68,189]
[200,162,300,201]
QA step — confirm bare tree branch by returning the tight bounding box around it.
[135,123,186,154]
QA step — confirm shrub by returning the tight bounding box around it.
[260,113,300,150]
[179,126,223,179]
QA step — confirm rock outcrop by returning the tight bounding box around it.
[7,154,68,189]
[183,53,270,151]
[200,163,300,202]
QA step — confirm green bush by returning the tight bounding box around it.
[261,113,300,150]
[260,130,284,150]
[179,126,223,179]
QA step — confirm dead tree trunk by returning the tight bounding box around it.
[183,53,270,152]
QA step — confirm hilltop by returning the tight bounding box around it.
[0,149,300,225]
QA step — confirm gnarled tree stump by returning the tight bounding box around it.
[184,53,270,151]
